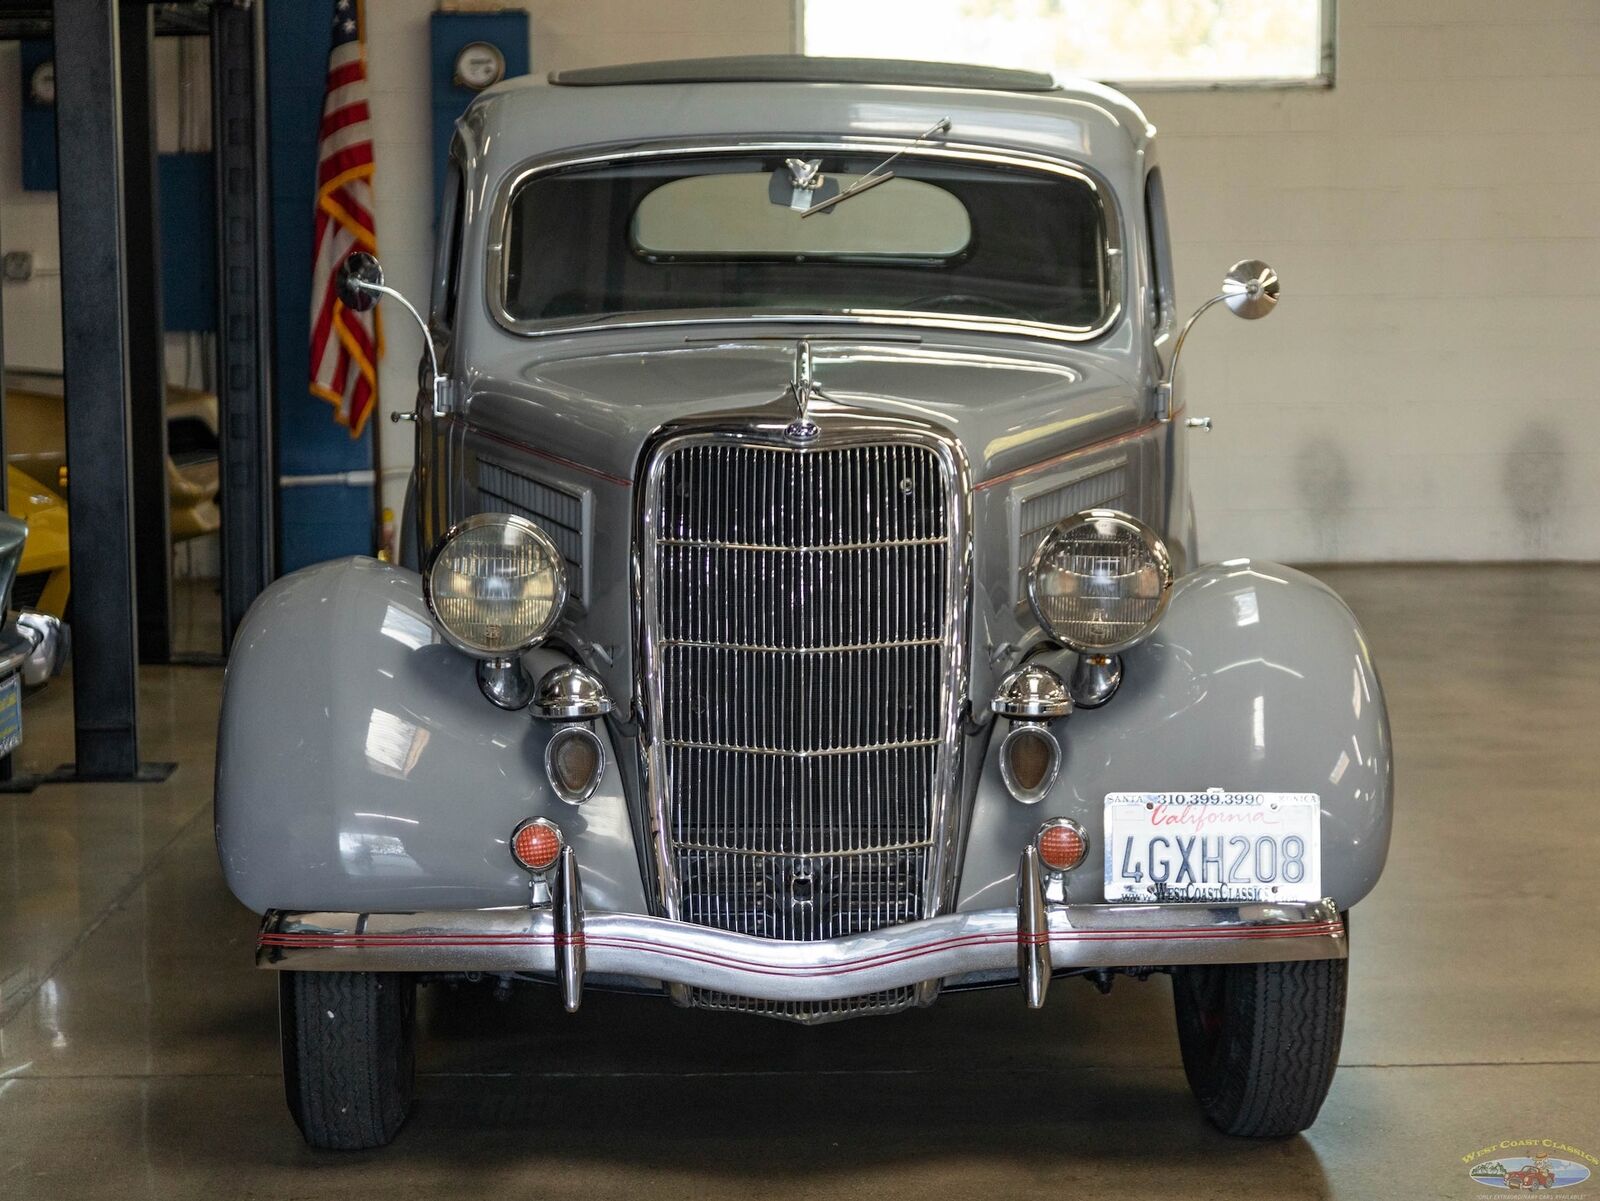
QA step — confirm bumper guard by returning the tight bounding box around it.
[257,847,1346,1010]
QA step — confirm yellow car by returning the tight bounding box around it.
[7,466,69,617]
[5,370,222,618]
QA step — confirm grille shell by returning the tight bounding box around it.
[640,434,967,963]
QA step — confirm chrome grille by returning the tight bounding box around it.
[688,985,917,1025]
[643,439,960,955]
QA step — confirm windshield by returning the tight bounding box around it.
[499,150,1114,332]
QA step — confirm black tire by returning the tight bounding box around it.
[1172,952,1347,1138]
[279,971,416,1150]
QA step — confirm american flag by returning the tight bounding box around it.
[309,0,381,436]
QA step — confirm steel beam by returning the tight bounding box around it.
[212,0,276,645]
[52,0,143,779]
[120,0,172,664]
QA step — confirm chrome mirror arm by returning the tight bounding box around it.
[337,251,451,420]
[356,282,439,380]
[1156,291,1228,421]
[1155,259,1280,422]
[349,280,451,419]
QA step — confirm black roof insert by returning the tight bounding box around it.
[550,55,1058,93]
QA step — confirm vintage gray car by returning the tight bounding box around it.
[216,56,1392,1149]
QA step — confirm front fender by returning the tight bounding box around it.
[215,557,649,915]
[957,560,1393,912]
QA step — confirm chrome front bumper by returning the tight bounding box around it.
[257,848,1346,1011]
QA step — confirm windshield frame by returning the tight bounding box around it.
[484,136,1127,344]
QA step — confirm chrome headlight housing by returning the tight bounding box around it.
[423,513,567,657]
[1027,509,1173,653]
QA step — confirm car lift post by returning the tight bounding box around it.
[212,0,277,647]
[51,0,170,781]
[121,0,173,665]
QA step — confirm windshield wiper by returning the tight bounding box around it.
[801,117,952,219]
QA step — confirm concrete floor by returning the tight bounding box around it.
[2,565,1596,1199]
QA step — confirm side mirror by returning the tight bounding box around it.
[1157,258,1280,420]
[337,251,385,313]
[1220,259,1279,320]
[332,251,449,420]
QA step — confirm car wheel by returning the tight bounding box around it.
[1171,947,1347,1137]
[279,971,416,1150]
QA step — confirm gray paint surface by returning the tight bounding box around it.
[216,558,649,916]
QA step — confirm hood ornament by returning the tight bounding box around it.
[785,340,821,442]
[786,158,825,190]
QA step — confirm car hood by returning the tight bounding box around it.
[466,333,1148,486]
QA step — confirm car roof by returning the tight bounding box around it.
[462,58,1155,190]
[549,55,1060,94]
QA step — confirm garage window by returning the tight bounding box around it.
[801,0,1335,89]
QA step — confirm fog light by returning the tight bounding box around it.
[545,726,604,804]
[1037,818,1088,872]
[999,723,1060,804]
[991,664,1072,721]
[510,817,563,872]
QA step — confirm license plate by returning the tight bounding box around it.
[0,672,20,759]
[1103,791,1321,902]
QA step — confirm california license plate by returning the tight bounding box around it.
[1103,791,1321,902]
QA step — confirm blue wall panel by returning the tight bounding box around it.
[429,11,529,218]
[267,0,375,572]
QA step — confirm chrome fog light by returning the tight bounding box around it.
[991,664,1072,721]
[545,725,605,804]
[424,513,567,657]
[999,722,1060,804]
[532,665,614,721]
[1028,509,1173,653]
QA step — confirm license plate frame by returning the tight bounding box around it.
[1103,791,1321,903]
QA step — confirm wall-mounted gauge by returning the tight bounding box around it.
[453,41,505,91]
[29,60,55,107]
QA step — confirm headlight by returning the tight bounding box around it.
[424,513,567,657]
[1027,509,1173,652]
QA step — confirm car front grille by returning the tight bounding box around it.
[10,571,50,612]
[642,438,962,973]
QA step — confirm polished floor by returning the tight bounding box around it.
[2,566,1596,1199]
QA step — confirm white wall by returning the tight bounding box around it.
[0,42,66,372]
[1135,0,1600,562]
[0,37,210,387]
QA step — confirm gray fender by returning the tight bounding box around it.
[215,557,649,915]
[957,561,1392,912]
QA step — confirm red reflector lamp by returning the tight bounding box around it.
[1037,819,1087,872]
[511,818,563,872]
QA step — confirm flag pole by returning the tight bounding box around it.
[358,0,384,558]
